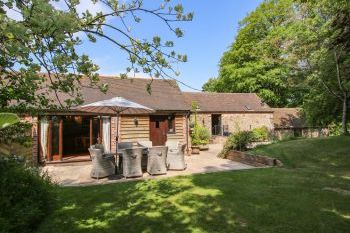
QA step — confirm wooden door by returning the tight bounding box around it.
[150,116,168,146]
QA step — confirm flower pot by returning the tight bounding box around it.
[199,145,209,151]
[191,146,200,154]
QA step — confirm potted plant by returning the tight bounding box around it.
[191,124,210,154]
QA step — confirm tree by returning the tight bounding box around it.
[288,0,350,134]
[204,0,349,134]
[0,0,192,111]
[203,0,306,107]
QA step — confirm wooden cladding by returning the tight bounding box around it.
[167,116,184,140]
[120,115,185,142]
[120,116,150,141]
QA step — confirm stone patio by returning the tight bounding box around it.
[42,144,256,186]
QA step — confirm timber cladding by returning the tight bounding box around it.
[120,115,185,142]
[120,116,150,141]
[167,115,185,140]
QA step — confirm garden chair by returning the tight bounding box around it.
[147,146,168,175]
[166,141,187,170]
[120,147,144,178]
[91,144,115,163]
[89,147,115,179]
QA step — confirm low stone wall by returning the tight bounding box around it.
[225,150,283,167]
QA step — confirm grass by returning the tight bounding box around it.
[37,136,350,233]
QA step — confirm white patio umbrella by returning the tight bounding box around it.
[77,97,154,152]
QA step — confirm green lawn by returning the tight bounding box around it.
[38,136,350,233]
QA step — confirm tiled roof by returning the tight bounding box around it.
[183,92,272,112]
[272,108,305,128]
[43,75,189,112]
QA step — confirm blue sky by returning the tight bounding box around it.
[76,0,263,91]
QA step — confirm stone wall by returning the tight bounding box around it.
[274,127,329,140]
[193,112,274,136]
[191,114,212,132]
[221,112,274,133]
[226,150,283,167]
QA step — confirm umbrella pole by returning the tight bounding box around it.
[116,113,119,153]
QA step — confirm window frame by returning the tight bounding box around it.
[167,115,176,134]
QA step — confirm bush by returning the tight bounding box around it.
[218,130,254,158]
[0,156,56,233]
[191,124,210,146]
[252,126,269,142]
[328,122,350,136]
[0,122,32,146]
[233,131,254,151]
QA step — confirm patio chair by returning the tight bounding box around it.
[91,144,115,163]
[89,148,115,179]
[166,141,187,170]
[120,147,144,178]
[147,146,168,175]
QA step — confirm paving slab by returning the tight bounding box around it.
[42,144,256,186]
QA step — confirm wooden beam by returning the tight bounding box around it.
[99,117,103,144]
[90,117,93,146]
[58,117,63,160]
[47,118,53,161]
[37,118,41,163]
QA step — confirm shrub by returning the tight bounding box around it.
[280,131,297,141]
[0,156,56,233]
[328,122,350,136]
[233,130,254,151]
[191,124,210,146]
[0,122,32,146]
[218,130,254,158]
[252,126,269,142]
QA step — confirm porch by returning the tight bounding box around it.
[43,144,255,186]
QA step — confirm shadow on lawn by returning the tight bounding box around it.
[39,176,243,233]
[38,167,350,233]
[38,135,350,233]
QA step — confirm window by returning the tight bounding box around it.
[155,120,160,128]
[167,115,175,133]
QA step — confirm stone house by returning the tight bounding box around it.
[183,92,274,136]
[18,77,328,165]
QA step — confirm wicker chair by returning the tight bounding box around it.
[166,141,187,170]
[91,144,115,163]
[89,148,115,179]
[147,146,168,175]
[120,147,144,178]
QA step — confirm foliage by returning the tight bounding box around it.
[328,122,350,136]
[0,122,32,146]
[288,0,350,134]
[280,131,297,142]
[251,126,269,142]
[191,124,210,146]
[37,137,350,233]
[0,155,57,233]
[0,113,19,129]
[203,0,350,134]
[219,130,254,157]
[203,0,305,107]
[0,0,192,111]
[232,131,254,151]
